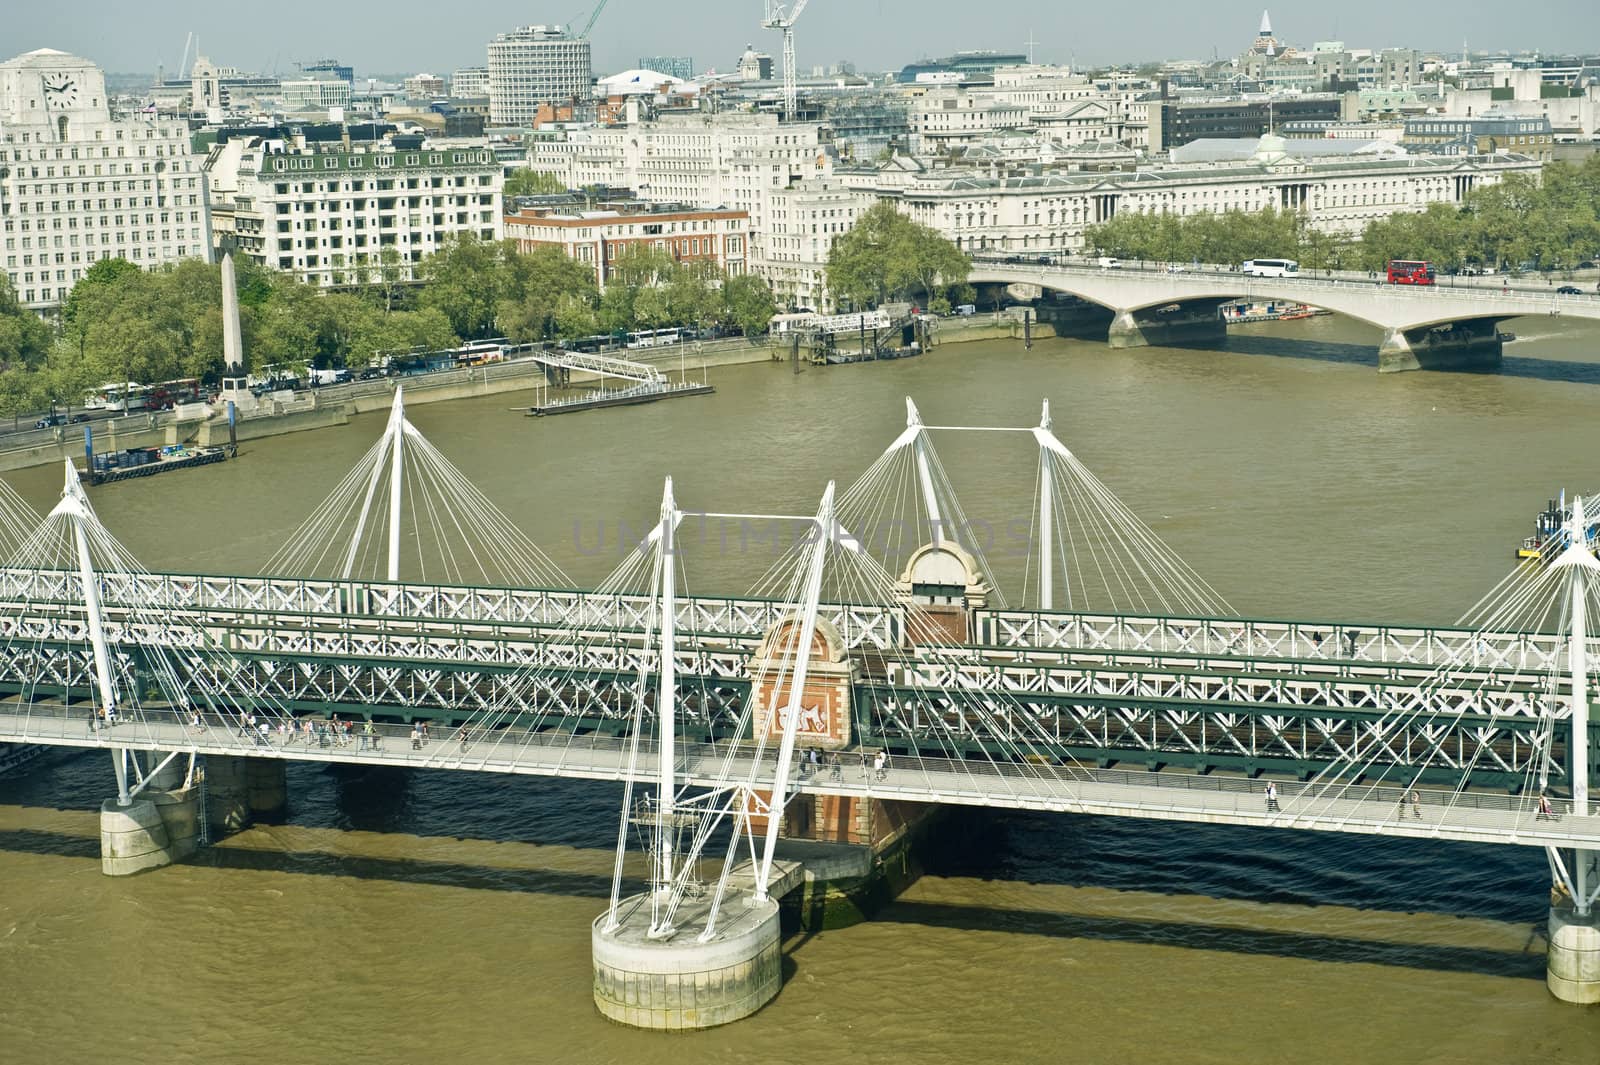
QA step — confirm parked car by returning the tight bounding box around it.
[1556,285,1583,295]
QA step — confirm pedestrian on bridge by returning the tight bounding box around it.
[362,720,375,751]
[410,725,422,751]
[1265,781,1280,813]
[873,749,889,782]
[1537,793,1556,821]
[1409,789,1423,820]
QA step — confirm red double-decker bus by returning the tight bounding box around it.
[1386,259,1436,285]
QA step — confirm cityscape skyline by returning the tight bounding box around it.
[12,0,1600,80]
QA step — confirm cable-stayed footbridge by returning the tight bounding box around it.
[0,388,1595,1023]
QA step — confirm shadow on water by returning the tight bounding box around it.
[1216,332,1600,384]
[931,809,1544,926]
[0,826,1545,981]
[0,827,640,899]
[876,900,1547,981]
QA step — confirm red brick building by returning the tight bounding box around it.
[504,203,751,287]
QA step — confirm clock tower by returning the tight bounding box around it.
[0,48,210,313]
[0,48,109,128]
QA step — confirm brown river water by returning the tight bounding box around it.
[3,317,1599,1063]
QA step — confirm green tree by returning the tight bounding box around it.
[417,234,528,339]
[826,202,971,310]
[495,245,599,343]
[719,273,777,337]
[504,168,567,198]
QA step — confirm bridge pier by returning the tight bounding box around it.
[1548,901,1600,1003]
[592,894,784,1030]
[202,755,287,836]
[1378,319,1504,373]
[99,751,201,876]
[1107,303,1228,350]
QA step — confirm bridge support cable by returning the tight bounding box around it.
[0,477,42,558]
[262,388,571,589]
[0,461,321,756]
[1030,400,1233,617]
[753,483,834,903]
[830,398,1010,608]
[1284,503,1591,851]
[832,396,1231,618]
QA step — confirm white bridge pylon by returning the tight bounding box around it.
[837,397,1235,618]
[1,462,311,801]
[262,388,570,588]
[599,476,865,941]
[581,470,1108,946]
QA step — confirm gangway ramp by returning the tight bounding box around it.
[528,348,666,386]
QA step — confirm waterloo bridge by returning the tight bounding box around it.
[967,260,1600,372]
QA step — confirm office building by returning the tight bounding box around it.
[505,201,749,287]
[638,57,695,82]
[487,26,593,126]
[0,48,210,311]
[204,135,503,287]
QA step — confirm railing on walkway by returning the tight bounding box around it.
[5,701,1589,848]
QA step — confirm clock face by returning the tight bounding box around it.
[42,71,79,110]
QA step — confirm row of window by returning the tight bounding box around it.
[4,126,185,148]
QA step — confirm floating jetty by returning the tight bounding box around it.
[525,380,714,417]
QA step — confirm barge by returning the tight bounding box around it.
[82,443,229,485]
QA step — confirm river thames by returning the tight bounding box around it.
[3,317,1599,1063]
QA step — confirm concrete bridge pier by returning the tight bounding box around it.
[202,755,287,836]
[1107,301,1229,350]
[1378,318,1504,373]
[99,750,201,876]
[591,892,785,1030]
[1548,841,1600,1003]
[1548,900,1600,1003]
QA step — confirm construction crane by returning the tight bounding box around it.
[762,0,811,121]
[572,0,612,39]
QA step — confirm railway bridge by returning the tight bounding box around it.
[0,391,1595,1025]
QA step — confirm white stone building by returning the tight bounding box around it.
[0,48,210,311]
[907,66,1152,154]
[487,26,593,126]
[204,136,503,287]
[541,110,831,272]
[451,68,491,98]
[764,179,874,311]
[279,75,353,113]
[404,74,446,100]
[874,136,1543,256]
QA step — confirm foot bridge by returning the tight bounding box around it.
[969,260,1600,372]
[1,391,1596,1021]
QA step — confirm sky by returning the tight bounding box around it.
[7,0,1599,79]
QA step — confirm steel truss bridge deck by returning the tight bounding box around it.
[1,707,1592,851]
[0,567,1585,788]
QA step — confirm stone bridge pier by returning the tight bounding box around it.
[1378,316,1507,373]
[1108,299,1232,350]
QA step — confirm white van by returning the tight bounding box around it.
[1096,257,1121,269]
[1241,258,1300,277]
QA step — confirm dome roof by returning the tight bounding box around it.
[3,48,92,70]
